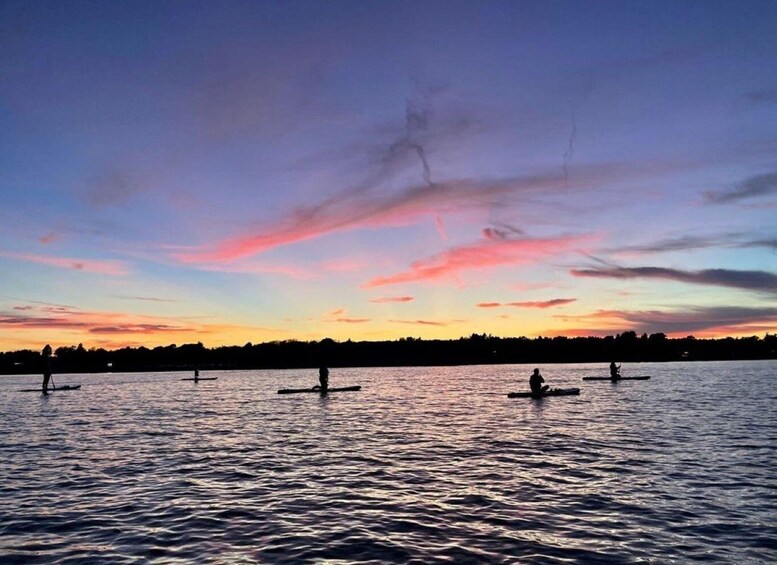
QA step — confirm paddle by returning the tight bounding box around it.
[50,374,56,391]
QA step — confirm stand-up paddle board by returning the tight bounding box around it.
[278,386,361,394]
[18,385,82,392]
[507,387,580,398]
[582,376,650,381]
[181,377,218,381]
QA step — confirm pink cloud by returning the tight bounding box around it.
[369,296,415,303]
[174,168,623,264]
[363,234,594,288]
[39,232,58,245]
[0,251,130,276]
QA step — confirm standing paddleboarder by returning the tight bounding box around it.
[315,366,329,393]
[41,344,53,394]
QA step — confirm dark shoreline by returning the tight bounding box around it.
[2,332,775,375]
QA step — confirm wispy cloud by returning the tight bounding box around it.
[570,264,777,295]
[482,224,524,241]
[389,319,457,326]
[606,233,777,256]
[364,233,594,288]
[0,251,130,276]
[175,175,567,263]
[553,306,777,337]
[369,296,414,303]
[508,298,577,308]
[0,303,279,341]
[113,295,177,303]
[477,298,576,309]
[0,305,185,334]
[705,171,777,204]
[323,308,370,323]
[607,234,734,255]
[175,159,633,265]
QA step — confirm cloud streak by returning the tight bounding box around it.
[508,298,577,308]
[606,233,777,256]
[0,251,130,276]
[175,160,635,265]
[477,298,576,309]
[365,233,594,288]
[571,264,777,295]
[369,296,414,303]
[554,306,777,337]
[389,319,455,326]
[705,171,777,204]
[0,303,280,343]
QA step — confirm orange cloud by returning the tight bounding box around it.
[0,251,130,276]
[0,303,282,347]
[363,234,593,288]
[477,302,502,308]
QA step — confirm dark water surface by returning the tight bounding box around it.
[1,361,775,563]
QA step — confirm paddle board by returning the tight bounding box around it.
[278,385,361,394]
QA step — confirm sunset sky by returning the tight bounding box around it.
[1,1,776,351]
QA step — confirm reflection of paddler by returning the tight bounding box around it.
[41,344,53,394]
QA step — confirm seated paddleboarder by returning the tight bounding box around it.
[313,366,329,393]
[530,368,549,397]
[609,362,621,380]
[41,344,53,395]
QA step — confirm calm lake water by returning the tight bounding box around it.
[1,361,775,563]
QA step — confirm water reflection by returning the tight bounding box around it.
[0,362,775,563]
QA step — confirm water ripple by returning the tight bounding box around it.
[1,362,776,563]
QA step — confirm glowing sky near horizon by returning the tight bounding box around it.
[1,0,776,351]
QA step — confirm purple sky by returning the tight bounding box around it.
[1,0,776,350]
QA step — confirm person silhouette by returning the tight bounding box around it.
[317,366,329,393]
[41,344,53,394]
[609,362,621,380]
[529,368,549,397]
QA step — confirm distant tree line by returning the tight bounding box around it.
[1,332,776,375]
